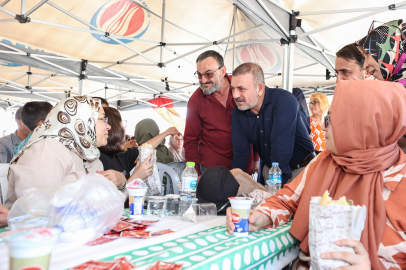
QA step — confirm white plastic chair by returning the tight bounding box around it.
[156,162,180,195]
[0,163,9,205]
[167,161,186,179]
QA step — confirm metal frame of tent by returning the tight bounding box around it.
[0,0,404,110]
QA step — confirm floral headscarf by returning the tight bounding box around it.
[11,96,102,164]
[356,19,406,86]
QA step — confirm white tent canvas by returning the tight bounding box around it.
[0,0,404,110]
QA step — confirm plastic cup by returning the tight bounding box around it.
[164,194,180,216]
[192,203,217,221]
[179,197,198,219]
[228,197,254,236]
[128,188,147,218]
[2,227,60,270]
[146,196,166,217]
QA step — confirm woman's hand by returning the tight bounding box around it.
[123,139,138,150]
[321,239,371,270]
[97,170,127,188]
[226,208,271,235]
[0,204,9,227]
[165,127,180,136]
[131,155,154,180]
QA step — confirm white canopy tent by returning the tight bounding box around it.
[0,0,404,111]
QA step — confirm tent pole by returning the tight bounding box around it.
[27,67,31,88]
[282,44,289,90]
[79,60,87,96]
[20,0,26,14]
[287,30,295,93]
[160,0,166,64]
[232,5,237,70]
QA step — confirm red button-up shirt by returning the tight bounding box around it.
[184,75,256,175]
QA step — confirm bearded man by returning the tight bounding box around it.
[231,63,314,186]
[184,51,258,179]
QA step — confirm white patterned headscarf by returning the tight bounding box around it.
[11,96,102,164]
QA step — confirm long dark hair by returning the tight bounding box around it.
[99,107,125,155]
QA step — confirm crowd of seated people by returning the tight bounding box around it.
[0,18,405,269]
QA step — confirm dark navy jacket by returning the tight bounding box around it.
[231,87,314,184]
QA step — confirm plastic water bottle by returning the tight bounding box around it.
[267,162,282,195]
[181,162,198,197]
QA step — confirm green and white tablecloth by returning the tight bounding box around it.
[101,219,299,269]
[0,209,300,270]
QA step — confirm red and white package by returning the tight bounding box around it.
[152,229,177,236]
[71,257,135,270]
[121,230,151,239]
[122,225,148,231]
[85,236,118,246]
[135,220,159,225]
[71,260,116,269]
[105,230,121,237]
[147,261,183,270]
[112,221,134,232]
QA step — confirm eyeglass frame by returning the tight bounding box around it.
[308,100,319,107]
[194,65,224,80]
[98,117,108,125]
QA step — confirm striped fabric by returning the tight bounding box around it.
[257,154,406,269]
[0,131,21,163]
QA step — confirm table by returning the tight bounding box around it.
[0,210,299,270]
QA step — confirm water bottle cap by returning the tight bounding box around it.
[186,161,195,167]
[272,162,279,166]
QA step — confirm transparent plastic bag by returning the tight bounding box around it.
[8,173,125,244]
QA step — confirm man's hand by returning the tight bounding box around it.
[321,239,371,270]
[0,204,9,227]
[97,170,127,188]
[131,155,153,180]
[123,139,138,150]
[253,161,260,173]
[226,208,272,235]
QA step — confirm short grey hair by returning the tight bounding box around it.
[232,62,265,89]
[15,107,22,121]
[196,50,224,67]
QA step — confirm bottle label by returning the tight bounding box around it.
[269,173,282,184]
[182,177,197,192]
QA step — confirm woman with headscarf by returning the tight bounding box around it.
[308,92,330,152]
[134,119,174,164]
[169,134,186,162]
[226,80,406,269]
[99,108,179,181]
[5,97,123,208]
[356,19,406,86]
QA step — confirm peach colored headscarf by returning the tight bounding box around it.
[289,80,406,269]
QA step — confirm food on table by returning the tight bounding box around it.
[319,190,351,206]
[112,221,134,232]
[121,230,151,238]
[85,236,118,246]
[147,261,183,270]
[152,229,177,236]
[71,257,134,270]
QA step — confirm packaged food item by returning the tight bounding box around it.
[147,261,183,270]
[319,190,351,206]
[127,188,147,219]
[1,227,61,270]
[85,236,118,246]
[140,143,153,148]
[71,257,134,270]
[121,230,151,238]
[228,197,254,236]
[135,220,159,225]
[309,190,367,269]
[126,179,148,189]
[112,221,134,232]
[152,229,177,236]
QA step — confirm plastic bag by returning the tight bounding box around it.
[138,146,161,196]
[8,173,125,244]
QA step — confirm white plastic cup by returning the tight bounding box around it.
[228,197,254,236]
[128,188,147,218]
[2,227,60,270]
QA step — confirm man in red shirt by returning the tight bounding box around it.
[184,50,257,179]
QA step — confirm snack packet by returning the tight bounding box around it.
[309,190,367,270]
[121,230,151,239]
[152,229,177,236]
[85,236,118,246]
[147,261,183,270]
